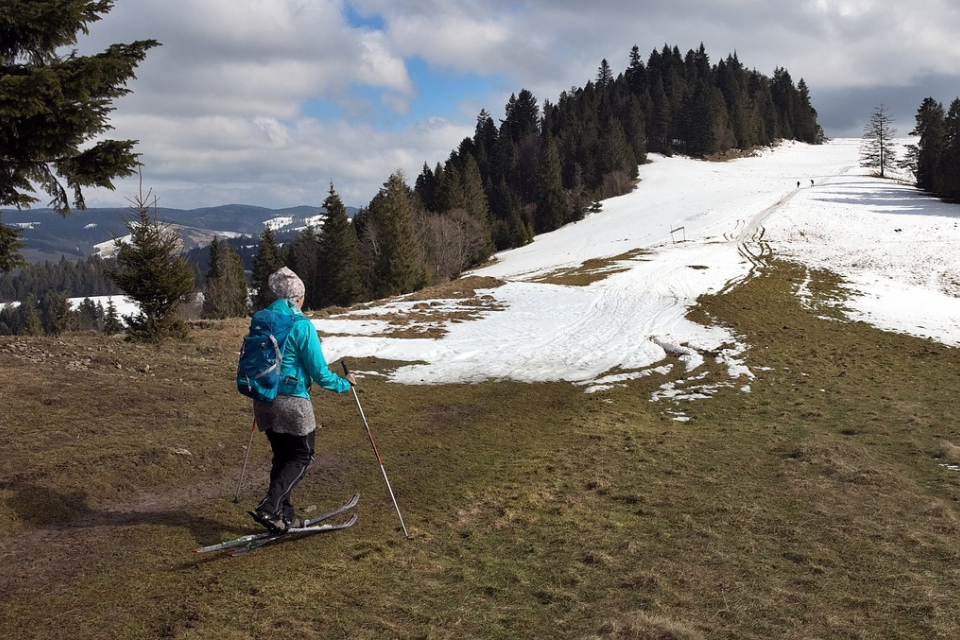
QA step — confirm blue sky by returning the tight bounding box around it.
[342,2,385,31]
[68,0,960,211]
[303,57,502,132]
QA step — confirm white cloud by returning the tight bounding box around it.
[85,113,472,210]
[65,0,960,211]
[356,31,415,95]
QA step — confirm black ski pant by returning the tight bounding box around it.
[256,429,315,521]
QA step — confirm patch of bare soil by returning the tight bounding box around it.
[0,451,358,600]
[0,469,256,597]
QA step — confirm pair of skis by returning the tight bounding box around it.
[194,492,359,556]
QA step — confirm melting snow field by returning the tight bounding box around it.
[319,138,960,404]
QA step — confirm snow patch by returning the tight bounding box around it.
[298,139,958,411]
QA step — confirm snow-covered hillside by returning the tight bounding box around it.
[317,139,960,401]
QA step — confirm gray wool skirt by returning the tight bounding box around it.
[253,394,317,437]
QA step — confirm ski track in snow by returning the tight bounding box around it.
[319,138,960,402]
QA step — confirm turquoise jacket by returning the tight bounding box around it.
[267,298,351,398]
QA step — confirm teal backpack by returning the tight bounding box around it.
[236,310,302,402]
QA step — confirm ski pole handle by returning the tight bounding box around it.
[342,360,356,386]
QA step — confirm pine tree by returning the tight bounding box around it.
[688,43,711,83]
[205,235,223,283]
[317,184,363,308]
[18,293,43,336]
[40,289,76,335]
[0,214,26,274]
[939,98,960,202]
[599,117,636,180]
[107,185,195,342]
[596,59,614,91]
[795,79,821,143]
[0,306,14,335]
[770,67,797,139]
[435,163,465,213]
[414,163,439,212]
[488,180,530,250]
[76,297,101,331]
[535,133,567,233]
[202,237,248,319]
[910,97,946,193]
[224,241,248,315]
[363,171,426,299]
[473,110,498,178]
[716,55,747,147]
[502,90,540,142]
[288,225,321,310]
[501,90,541,204]
[460,154,494,262]
[625,45,646,95]
[102,298,123,334]
[680,79,718,156]
[252,226,285,309]
[860,104,898,178]
[490,133,519,196]
[621,95,648,166]
[649,76,672,154]
[0,1,159,270]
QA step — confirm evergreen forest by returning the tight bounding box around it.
[0,255,119,302]
[907,96,960,202]
[1,43,824,338]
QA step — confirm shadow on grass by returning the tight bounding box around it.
[0,481,249,544]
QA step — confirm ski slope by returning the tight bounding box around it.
[318,138,960,399]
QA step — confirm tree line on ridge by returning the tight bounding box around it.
[1,40,823,340]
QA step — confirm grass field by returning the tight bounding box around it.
[2,259,960,639]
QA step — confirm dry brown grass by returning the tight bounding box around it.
[532,250,650,287]
[314,275,505,339]
[583,611,706,640]
[2,261,960,639]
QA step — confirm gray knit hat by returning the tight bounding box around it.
[268,267,305,301]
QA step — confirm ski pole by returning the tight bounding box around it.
[232,417,257,503]
[342,361,412,540]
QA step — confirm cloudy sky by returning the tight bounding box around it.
[73,0,960,211]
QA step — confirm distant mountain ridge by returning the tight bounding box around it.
[1,203,358,263]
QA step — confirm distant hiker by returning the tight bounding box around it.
[797,180,800,188]
[248,267,356,534]
[810,179,815,186]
